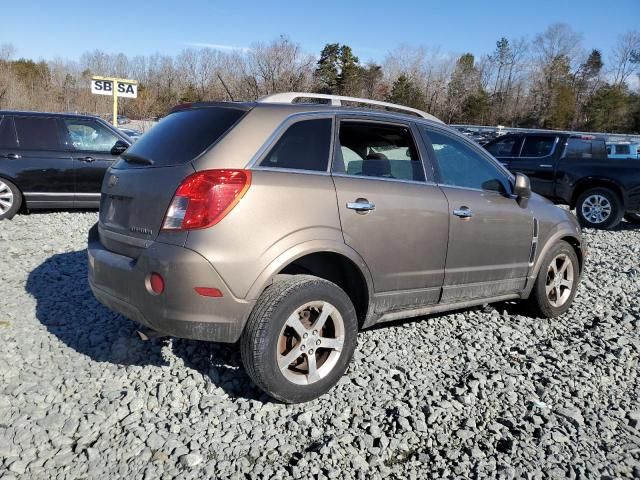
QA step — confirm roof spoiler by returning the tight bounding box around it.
[258,92,443,124]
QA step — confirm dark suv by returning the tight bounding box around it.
[484,132,640,229]
[0,111,130,219]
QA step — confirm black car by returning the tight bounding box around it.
[484,132,640,229]
[0,111,130,219]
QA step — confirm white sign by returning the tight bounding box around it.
[91,79,138,98]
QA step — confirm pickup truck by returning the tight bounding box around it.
[484,132,640,229]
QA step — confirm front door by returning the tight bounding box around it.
[59,117,125,207]
[420,125,533,302]
[332,118,449,311]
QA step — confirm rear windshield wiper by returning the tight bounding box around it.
[122,152,154,165]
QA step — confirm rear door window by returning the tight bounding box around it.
[333,121,425,182]
[520,136,556,157]
[0,116,18,149]
[260,118,332,171]
[14,116,63,150]
[123,106,246,167]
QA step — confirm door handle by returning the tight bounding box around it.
[453,207,473,218]
[539,164,553,168]
[346,200,375,212]
[3,153,20,159]
[78,156,95,163]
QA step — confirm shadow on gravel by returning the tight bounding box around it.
[26,250,264,400]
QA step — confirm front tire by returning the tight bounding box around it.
[0,178,21,220]
[525,240,580,318]
[575,187,622,230]
[240,275,358,403]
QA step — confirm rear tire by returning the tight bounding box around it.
[575,187,622,230]
[240,275,358,403]
[624,212,640,224]
[525,240,580,318]
[0,178,21,220]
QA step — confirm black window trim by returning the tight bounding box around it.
[250,112,335,176]
[420,123,515,195]
[517,135,560,159]
[331,114,433,185]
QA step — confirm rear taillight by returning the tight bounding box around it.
[163,169,251,230]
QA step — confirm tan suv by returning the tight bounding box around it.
[88,93,584,403]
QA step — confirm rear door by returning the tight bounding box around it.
[507,134,559,198]
[59,117,127,207]
[420,125,533,302]
[332,116,449,310]
[12,115,75,207]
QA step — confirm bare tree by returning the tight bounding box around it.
[610,31,640,86]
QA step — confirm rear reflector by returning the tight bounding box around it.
[163,169,251,230]
[149,273,165,295]
[194,287,223,297]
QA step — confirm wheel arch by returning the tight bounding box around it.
[570,178,624,210]
[246,241,374,329]
[531,228,584,282]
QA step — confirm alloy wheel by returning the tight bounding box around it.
[581,194,612,224]
[0,180,14,215]
[277,301,345,385]
[545,253,574,308]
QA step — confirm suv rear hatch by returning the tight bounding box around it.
[98,104,250,258]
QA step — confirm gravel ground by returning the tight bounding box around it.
[1,211,639,479]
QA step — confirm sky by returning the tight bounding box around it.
[2,0,638,63]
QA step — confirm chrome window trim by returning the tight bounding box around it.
[332,172,436,187]
[245,112,335,171]
[436,183,511,196]
[250,166,331,177]
[332,115,430,184]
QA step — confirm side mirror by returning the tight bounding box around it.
[110,140,129,156]
[513,173,531,208]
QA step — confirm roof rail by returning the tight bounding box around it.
[258,92,443,123]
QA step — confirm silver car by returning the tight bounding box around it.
[88,93,584,403]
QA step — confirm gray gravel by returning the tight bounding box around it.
[1,211,639,479]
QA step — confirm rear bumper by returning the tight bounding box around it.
[87,223,254,342]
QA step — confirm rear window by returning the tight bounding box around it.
[122,107,246,167]
[565,138,606,159]
[0,116,18,149]
[14,116,62,150]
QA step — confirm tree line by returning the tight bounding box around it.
[0,23,639,132]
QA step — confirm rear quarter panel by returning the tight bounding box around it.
[184,170,353,300]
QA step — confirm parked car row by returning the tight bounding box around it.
[2,96,637,402]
